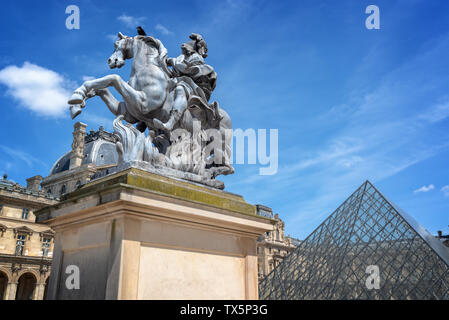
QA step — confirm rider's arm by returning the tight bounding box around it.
[172,54,188,74]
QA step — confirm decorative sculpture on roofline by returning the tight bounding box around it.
[67,27,234,189]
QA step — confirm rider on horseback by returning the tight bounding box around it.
[153,33,221,132]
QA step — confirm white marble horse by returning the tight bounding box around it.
[68,32,173,128]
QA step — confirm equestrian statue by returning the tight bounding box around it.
[67,28,234,189]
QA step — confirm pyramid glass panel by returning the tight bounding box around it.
[259,181,449,300]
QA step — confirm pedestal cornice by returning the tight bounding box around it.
[35,167,274,237]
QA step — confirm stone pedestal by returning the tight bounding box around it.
[35,168,273,300]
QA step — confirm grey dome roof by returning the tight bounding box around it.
[50,129,119,175]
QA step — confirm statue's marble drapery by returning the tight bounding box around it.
[68,32,234,189]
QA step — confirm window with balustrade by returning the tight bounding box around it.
[15,234,26,256]
[41,238,51,257]
[21,208,29,220]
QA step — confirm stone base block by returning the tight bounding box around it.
[35,167,273,300]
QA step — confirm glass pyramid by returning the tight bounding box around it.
[259,181,449,300]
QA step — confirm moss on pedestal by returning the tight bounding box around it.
[64,167,257,217]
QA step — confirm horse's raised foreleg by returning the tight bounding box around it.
[69,87,121,119]
[69,74,145,111]
[95,88,121,116]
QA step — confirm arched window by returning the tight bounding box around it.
[16,273,37,300]
[60,185,66,195]
[0,271,8,300]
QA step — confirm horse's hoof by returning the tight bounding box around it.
[70,104,82,119]
[68,92,85,105]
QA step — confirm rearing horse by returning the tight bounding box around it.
[68,32,173,127]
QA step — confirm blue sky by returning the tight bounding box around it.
[1,0,449,239]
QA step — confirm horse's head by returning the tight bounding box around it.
[108,32,133,69]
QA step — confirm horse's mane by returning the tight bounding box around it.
[134,35,172,76]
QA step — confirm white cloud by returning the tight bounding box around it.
[0,144,47,168]
[441,185,449,197]
[106,34,117,42]
[78,112,113,131]
[82,76,95,81]
[286,138,363,172]
[155,24,173,36]
[418,100,449,123]
[117,14,146,29]
[226,33,449,238]
[337,156,363,168]
[209,0,254,27]
[414,184,435,193]
[0,62,74,117]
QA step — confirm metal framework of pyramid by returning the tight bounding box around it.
[259,181,449,300]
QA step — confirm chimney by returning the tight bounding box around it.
[26,175,42,192]
[69,122,87,170]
